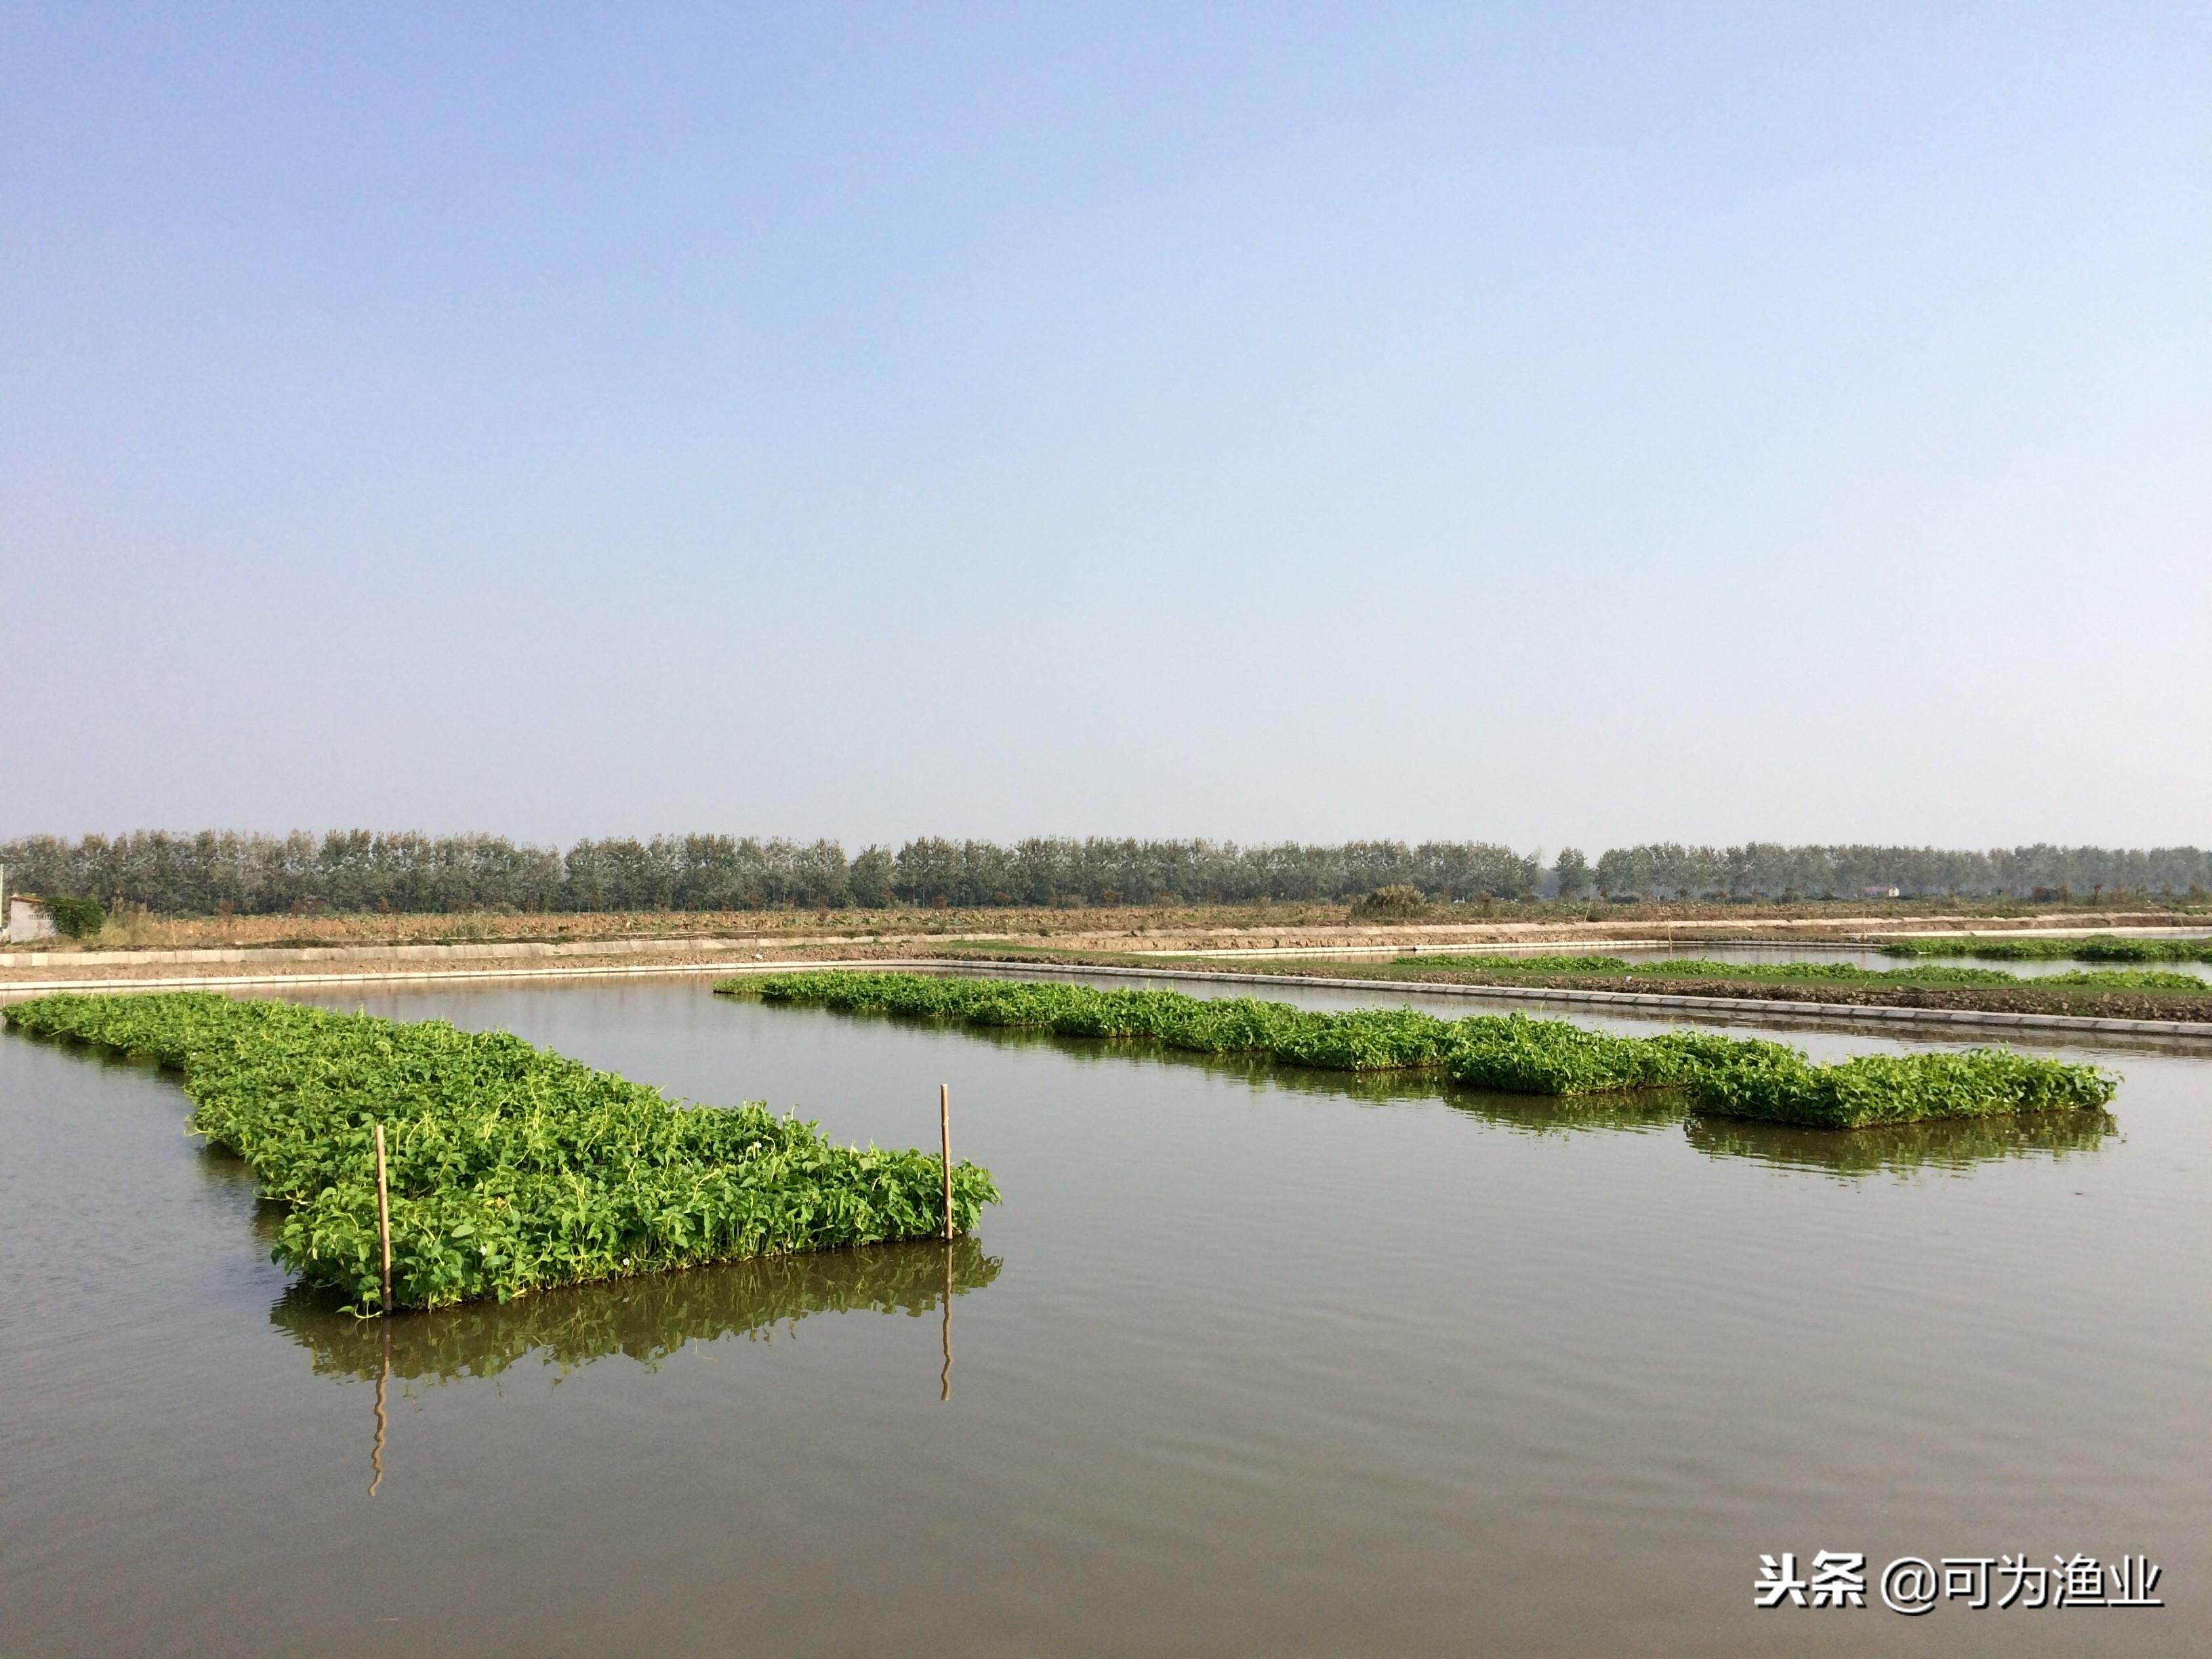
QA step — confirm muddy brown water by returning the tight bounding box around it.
[2,975,2207,1656]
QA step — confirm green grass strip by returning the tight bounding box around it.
[718,970,2117,1130]
[1880,935,2212,962]
[1399,954,2208,993]
[1404,954,2026,987]
[3,992,998,1311]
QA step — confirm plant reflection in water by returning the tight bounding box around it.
[951,1021,2121,1176]
[267,1237,1002,1493]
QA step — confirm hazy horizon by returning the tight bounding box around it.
[5,5,2206,847]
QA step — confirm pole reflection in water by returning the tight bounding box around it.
[291,1240,1002,1490]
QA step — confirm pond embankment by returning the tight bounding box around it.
[9,915,2212,1039]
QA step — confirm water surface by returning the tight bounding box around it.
[3,977,2205,1656]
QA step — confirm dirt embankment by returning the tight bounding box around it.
[8,898,2204,956]
[6,912,2209,1021]
[0,938,934,987]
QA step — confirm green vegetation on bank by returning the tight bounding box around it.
[1397,954,2209,993]
[1879,935,2212,964]
[40,895,107,938]
[2040,968,2212,990]
[1410,954,2016,987]
[719,970,2116,1130]
[3,993,998,1311]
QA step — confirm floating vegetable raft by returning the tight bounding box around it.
[720,970,2118,1129]
[1397,954,2209,991]
[4,992,998,1311]
[1880,934,2212,962]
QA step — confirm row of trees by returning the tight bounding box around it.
[0,832,1541,913]
[1577,842,2212,901]
[1,831,2204,914]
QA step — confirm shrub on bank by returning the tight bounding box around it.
[1350,884,1431,921]
[42,895,106,938]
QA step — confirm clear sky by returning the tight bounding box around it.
[4,3,2206,851]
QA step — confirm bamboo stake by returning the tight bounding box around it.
[373,1121,394,1315]
[939,1083,953,1241]
[940,1240,953,1402]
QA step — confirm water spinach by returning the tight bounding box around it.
[1405,954,2024,987]
[1399,955,2206,993]
[722,970,2116,1130]
[3,992,998,1311]
[1879,935,2212,963]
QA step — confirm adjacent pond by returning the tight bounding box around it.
[3,975,2206,1656]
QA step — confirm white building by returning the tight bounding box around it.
[2,867,60,942]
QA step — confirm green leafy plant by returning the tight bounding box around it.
[3,993,999,1311]
[2040,968,2211,990]
[1881,934,2212,963]
[43,895,106,938]
[1410,954,2026,988]
[1389,955,2210,994]
[719,970,2116,1128]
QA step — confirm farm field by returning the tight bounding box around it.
[3,973,2207,1654]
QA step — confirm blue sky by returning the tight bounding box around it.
[4,3,2206,849]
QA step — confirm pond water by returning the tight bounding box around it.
[3,975,2207,1656]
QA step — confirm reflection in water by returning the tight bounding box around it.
[368,1324,388,1497]
[943,1019,1692,1129]
[901,1012,2121,1171]
[274,1237,1002,1385]
[1685,1109,2118,1176]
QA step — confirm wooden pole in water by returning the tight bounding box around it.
[373,1122,394,1315]
[939,1083,954,1241]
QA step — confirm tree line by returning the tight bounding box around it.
[0,830,2204,915]
[1579,842,2211,902]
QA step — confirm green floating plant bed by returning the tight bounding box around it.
[4,992,997,1311]
[720,970,2118,1131]
[1880,934,2212,962]
[1395,954,2207,991]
